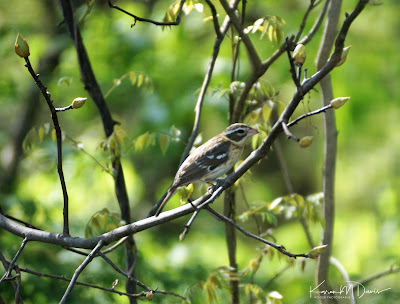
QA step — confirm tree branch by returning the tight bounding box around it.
[60,240,104,304]
[108,0,186,27]
[58,0,138,300]
[22,56,70,236]
[0,238,28,283]
[314,0,343,299]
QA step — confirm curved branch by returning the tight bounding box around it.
[108,0,185,27]
[23,57,70,236]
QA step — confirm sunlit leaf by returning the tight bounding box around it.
[133,132,149,151]
[159,134,169,154]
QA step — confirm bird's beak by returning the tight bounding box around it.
[248,127,259,137]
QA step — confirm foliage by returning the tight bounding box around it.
[0,0,399,303]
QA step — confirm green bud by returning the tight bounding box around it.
[14,34,30,58]
[71,97,87,109]
[299,136,314,148]
[330,97,350,109]
[293,44,306,65]
[336,45,352,67]
[308,245,328,259]
[145,291,153,301]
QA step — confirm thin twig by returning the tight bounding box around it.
[354,265,400,286]
[60,240,105,303]
[23,57,70,236]
[179,9,234,164]
[206,207,309,259]
[108,0,186,27]
[0,237,28,282]
[55,105,73,112]
[204,0,222,38]
[298,0,331,45]
[17,265,185,300]
[281,122,300,142]
[295,0,318,42]
[287,104,331,127]
[180,208,201,240]
[285,37,303,96]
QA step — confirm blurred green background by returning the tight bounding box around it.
[0,0,399,303]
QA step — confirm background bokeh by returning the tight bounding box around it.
[0,0,399,303]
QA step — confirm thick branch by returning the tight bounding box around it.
[314,0,343,300]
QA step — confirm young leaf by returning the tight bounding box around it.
[159,134,169,154]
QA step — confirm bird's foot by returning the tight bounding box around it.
[206,178,224,194]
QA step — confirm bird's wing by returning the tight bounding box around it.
[175,140,231,186]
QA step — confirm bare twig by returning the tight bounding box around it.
[355,265,400,286]
[55,105,73,112]
[285,38,303,95]
[287,104,331,127]
[179,7,235,164]
[219,0,261,72]
[295,0,318,42]
[108,0,185,27]
[22,57,70,236]
[281,122,300,142]
[206,207,309,259]
[0,253,23,304]
[204,0,222,38]
[60,240,104,303]
[0,237,28,283]
[17,265,185,300]
[298,0,331,45]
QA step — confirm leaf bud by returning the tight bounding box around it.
[293,44,306,65]
[308,245,328,259]
[14,34,30,58]
[71,97,87,109]
[336,45,352,67]
[145,291,153,301]
[330,97,350,109]
[299,136,314,148]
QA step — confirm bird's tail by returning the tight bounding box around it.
[147,186,176,217]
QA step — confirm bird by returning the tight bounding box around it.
[149,123,258,217]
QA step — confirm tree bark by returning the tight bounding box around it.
[314,1,342,302]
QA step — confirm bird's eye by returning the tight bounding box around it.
[237,129,245,134]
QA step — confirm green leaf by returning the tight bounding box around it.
[24,127,38,151]
[133,132,149,151]
[159,134,169,154]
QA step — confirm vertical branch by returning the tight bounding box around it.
[314,0,342,300]
[224,2,248,303]
[58,0,137,301]
[23,57,70,236]
[224,189,239,304]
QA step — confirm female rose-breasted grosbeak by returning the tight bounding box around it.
[150,123,258,216]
